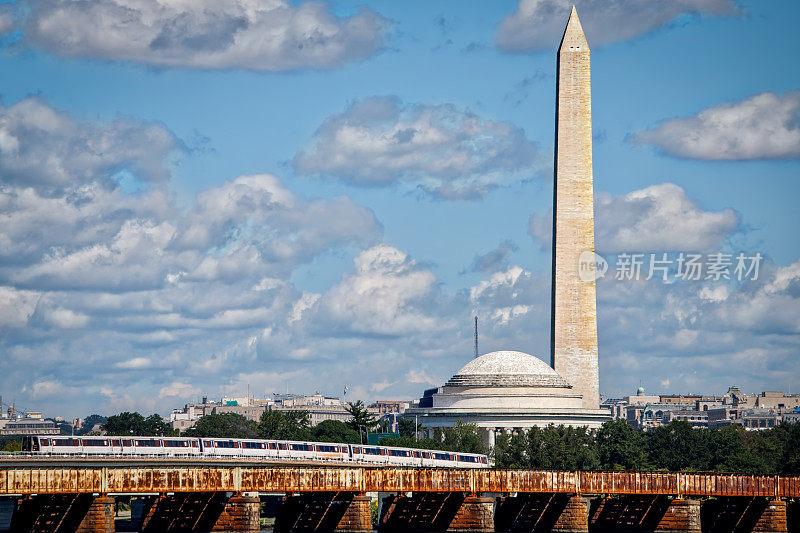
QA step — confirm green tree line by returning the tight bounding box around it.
[493,419,800,475]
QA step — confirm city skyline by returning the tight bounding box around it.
[0,0,799,418]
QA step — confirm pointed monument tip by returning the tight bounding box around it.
[559,4,589,52]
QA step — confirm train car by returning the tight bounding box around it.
[21,435,488,467]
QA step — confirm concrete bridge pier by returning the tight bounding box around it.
[551,495,590,533]
[752,500,788,533]
[76,495,115,533]
[446,494,494,532]
[654,498,701,533]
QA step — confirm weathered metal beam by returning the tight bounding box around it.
[0,466,797,498]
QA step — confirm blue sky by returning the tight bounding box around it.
[0,0,798,418]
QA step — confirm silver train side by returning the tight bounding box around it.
[21,435,488,468]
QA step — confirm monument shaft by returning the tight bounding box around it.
[550,8,599,410]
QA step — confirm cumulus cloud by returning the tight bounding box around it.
[595,183,739,252]
[633,91,800,160]
[0,97,178,190]
[496,0,735,53]
[15,0,387,71]
[529,183,739,252]
[293,96,540,199]
[312,245,449,336]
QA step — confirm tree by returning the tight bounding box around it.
[646,421,710,471]
[258,409,312,441]
[525,425,598,470]
[441,421,488,455]
[185,413,259,439]
[493,432,529,468]
[312,420,360,444]
[596,420,647,470]
[398,418,417,438]
[0,437,21,452]
[79,414,108,435]
[345,401,378,443]
[102,412,175,436]
[782,422,800,475]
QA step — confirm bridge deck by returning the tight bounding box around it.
[0,463,797,498]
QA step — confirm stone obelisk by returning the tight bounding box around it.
[550,7,599,410]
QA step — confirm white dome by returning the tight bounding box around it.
[446,350,570,388]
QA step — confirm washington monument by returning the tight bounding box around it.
[550,6,600,411]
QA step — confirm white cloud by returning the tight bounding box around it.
[312,245,448,336]
[530,183,739,252]
[158,382,199,399]
[496,0,734,53]
[0,97,178,190]
[405,369,437,385]
[634,92,800,160]
[115,357,152,370]
[470,265,527,301]
[0,286,38,327]
[20,0,387,71]
[294,96,540,199]
[595,183,739,252]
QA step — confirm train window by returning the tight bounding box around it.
[163,440,188,447]
[290,444,310,451]
[53,439,77,446]
[123,440,132,447]
[316,445,338,452]
[352,447,360,453]
[413,451,420,458]
[83,439,107,447]
[363,447,380,455]
[268,443,276,449]
[481,457,488,464]
[204,441,212,447]
[111,439,120,446]
[279,444,287,450]
[41,439,50,446]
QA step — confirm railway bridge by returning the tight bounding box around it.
[0,459,798,532]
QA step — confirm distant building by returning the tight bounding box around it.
[659,394,703,406]
[271,405,351,426]
[0,417,59,436]
[213,404,267,422]
[369,401,410,414]
[667,409,708,428]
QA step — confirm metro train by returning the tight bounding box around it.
[20,435,488,469]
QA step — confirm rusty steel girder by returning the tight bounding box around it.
[0,466,798,498]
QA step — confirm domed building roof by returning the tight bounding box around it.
[445,350,571,388]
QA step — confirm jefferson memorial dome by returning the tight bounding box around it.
[406,350,609,447]
[446,351,570,388]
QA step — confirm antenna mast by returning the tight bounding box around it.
[474,316,479,359]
